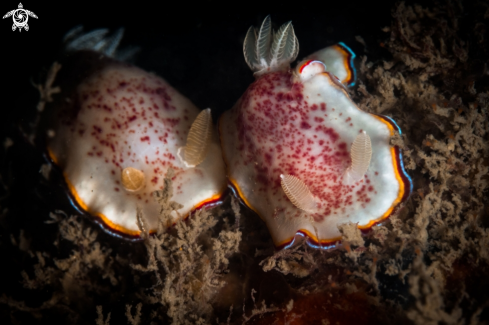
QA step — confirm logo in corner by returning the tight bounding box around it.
[3,3,37,32]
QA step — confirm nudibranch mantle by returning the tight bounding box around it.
[219,17,411,249]
[305,42,356,87]
[45,44,226,238]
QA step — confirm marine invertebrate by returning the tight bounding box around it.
[304,42,356,87]
[219,17,412,249]
[41,29,227,238]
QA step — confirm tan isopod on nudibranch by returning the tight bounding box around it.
[40,28,227,238]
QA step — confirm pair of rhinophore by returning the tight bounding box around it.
[43,16,412,249]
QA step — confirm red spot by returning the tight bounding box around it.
[102,104,112,112]
[315,125,339,142]
[301,121,311,129]
[140,136,150,143]
[311,104,318,111]
[93,125,102,133]
[314,116,324,123]
[156,87,171,101]
[264,153,272,164]
[151,176,158,184]
[129,115,137,122]
[114,187,120,192]
[320,103,326,111]
[165,118,180,127]
[368,186,374,192]
[375,172,379,175]
[338,143,347,150]
[346,117,351,122]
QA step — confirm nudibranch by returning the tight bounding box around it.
[41,28,227,238]
[219,17,412,249]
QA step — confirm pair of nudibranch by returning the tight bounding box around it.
[41,17,412,249]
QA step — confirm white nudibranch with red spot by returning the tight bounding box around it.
[219,16,412,249]
[42,28,226,238]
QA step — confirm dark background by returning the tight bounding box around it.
[0,0,397,134]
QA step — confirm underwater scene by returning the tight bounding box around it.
[1,1,488,324]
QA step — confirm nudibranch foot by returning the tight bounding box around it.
[220,16,412,250]
[40,29,227,239]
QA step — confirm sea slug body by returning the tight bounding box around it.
[219,16,412,249]
[41,28,227,238]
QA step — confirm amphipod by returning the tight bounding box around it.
[41,28,227,238]
[219,17,412,249]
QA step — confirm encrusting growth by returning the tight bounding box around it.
[243,15,299,75]
[345,131,372,183]
[178,108,213,168]
[280,174,317,213]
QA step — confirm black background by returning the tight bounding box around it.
[0,0,396,135]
